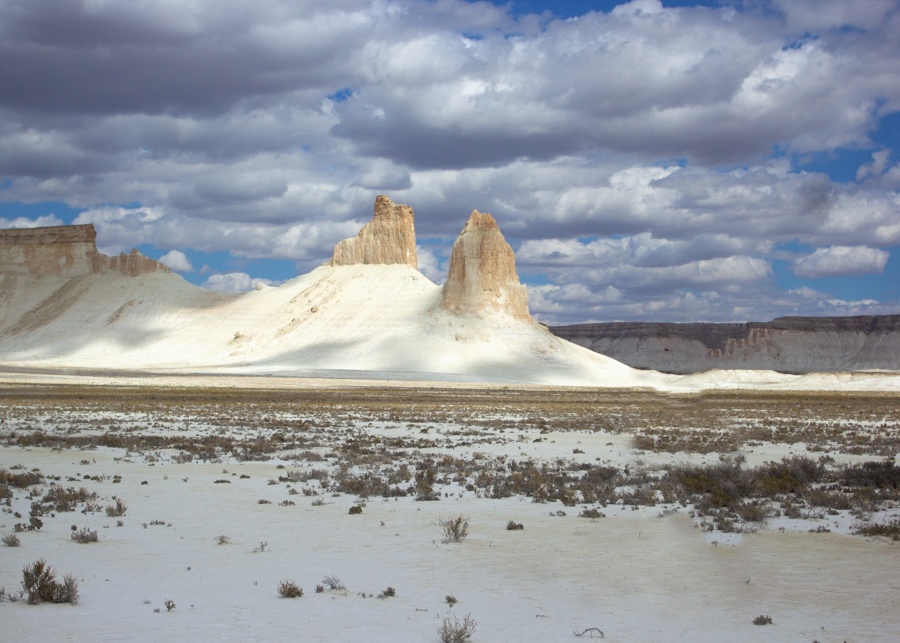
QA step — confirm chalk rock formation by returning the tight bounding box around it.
[441,210,530,319]
[550,316,900,373]
[0,224,169,277]
[331,196,418,268]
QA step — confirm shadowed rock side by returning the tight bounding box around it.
[0,224,169,277]
[549,316,900,373]
[441,210,530,319]
[331,195,418,268]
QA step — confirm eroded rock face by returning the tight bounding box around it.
[331,195,418,268]
[441,210,530,319]
[0,224,169,277]
[549,316,900,373]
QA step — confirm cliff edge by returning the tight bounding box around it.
[0,224,169,277]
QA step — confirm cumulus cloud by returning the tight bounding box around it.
[792,246,890,278]
[201,272,277,293]
[0,0,898,321]
[158,250,193,273]
[0,214,63,228]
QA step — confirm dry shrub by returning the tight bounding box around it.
[438,613,477,643]
[278,580,303,598]
[21,560,79,605]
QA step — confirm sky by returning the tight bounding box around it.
[1,0,899,324]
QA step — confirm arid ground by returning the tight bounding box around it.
[2,377,899,642]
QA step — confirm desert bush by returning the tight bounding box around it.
[578,508,605,519]
[0,468,44,488]
[852,516,900,540]
[441,515,469,543]
[445,594,457,606]
[506,520,524,530]
[216,535,231,545]
[437,613,477,643]
[668,460,751,509]
[841,460,900,489]
[2,532,21,546]
[278,580,303,598]
[735,500,770,523]
[21,560,79,605]
[105,498,127,517]
[165,598,176,611]
[321,575,345,590]
[803,487,853,510]
[752,615,773,625]
[41,486,96,512]
[71,526,98,543]
[378,586,396,598]
[349,505,363,514]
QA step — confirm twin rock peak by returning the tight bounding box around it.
[331,195,530,320]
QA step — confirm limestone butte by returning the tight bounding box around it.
[0,224,169,277]
[331,195,418,268]
[441,209,530,319]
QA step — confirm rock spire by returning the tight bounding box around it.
[331,195,418,269]
[441,210,530,319]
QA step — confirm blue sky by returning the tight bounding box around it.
[1,0,899,323]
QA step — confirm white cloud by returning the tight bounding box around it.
[792,246,889,278]
[158,250,193,273]
[201,272,277,293]
[0,214,63,228]
[0,0,898,322]
[415,245,444,284]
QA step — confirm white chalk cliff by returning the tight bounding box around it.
[0,197,657,387]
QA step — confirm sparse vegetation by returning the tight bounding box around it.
[21,560,79,605]
[506,520,524,530]
[852,516,900,540]
[278,580,303,598]
[105,497,127,517]
[164,599,176,611]
[70,526,98,543]
[441,515,469,543]
[437,613,477,643]
[752,615,773,625]
[2,532,21,546]
[321,575,345,591]
[378,586,396,598]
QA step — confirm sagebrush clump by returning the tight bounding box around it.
[278,580,303,598]
[441,515,469,543]
[21,560,79,605]
[437,613,477,643]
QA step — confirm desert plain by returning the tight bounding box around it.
[2,372,899,642]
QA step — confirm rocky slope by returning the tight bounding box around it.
[549,317,900,373]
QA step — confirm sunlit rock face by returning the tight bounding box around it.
[331,195,418,269]
[441,209,530,320]
[0,224,168,277]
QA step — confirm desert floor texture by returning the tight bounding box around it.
[2,374,899,642]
